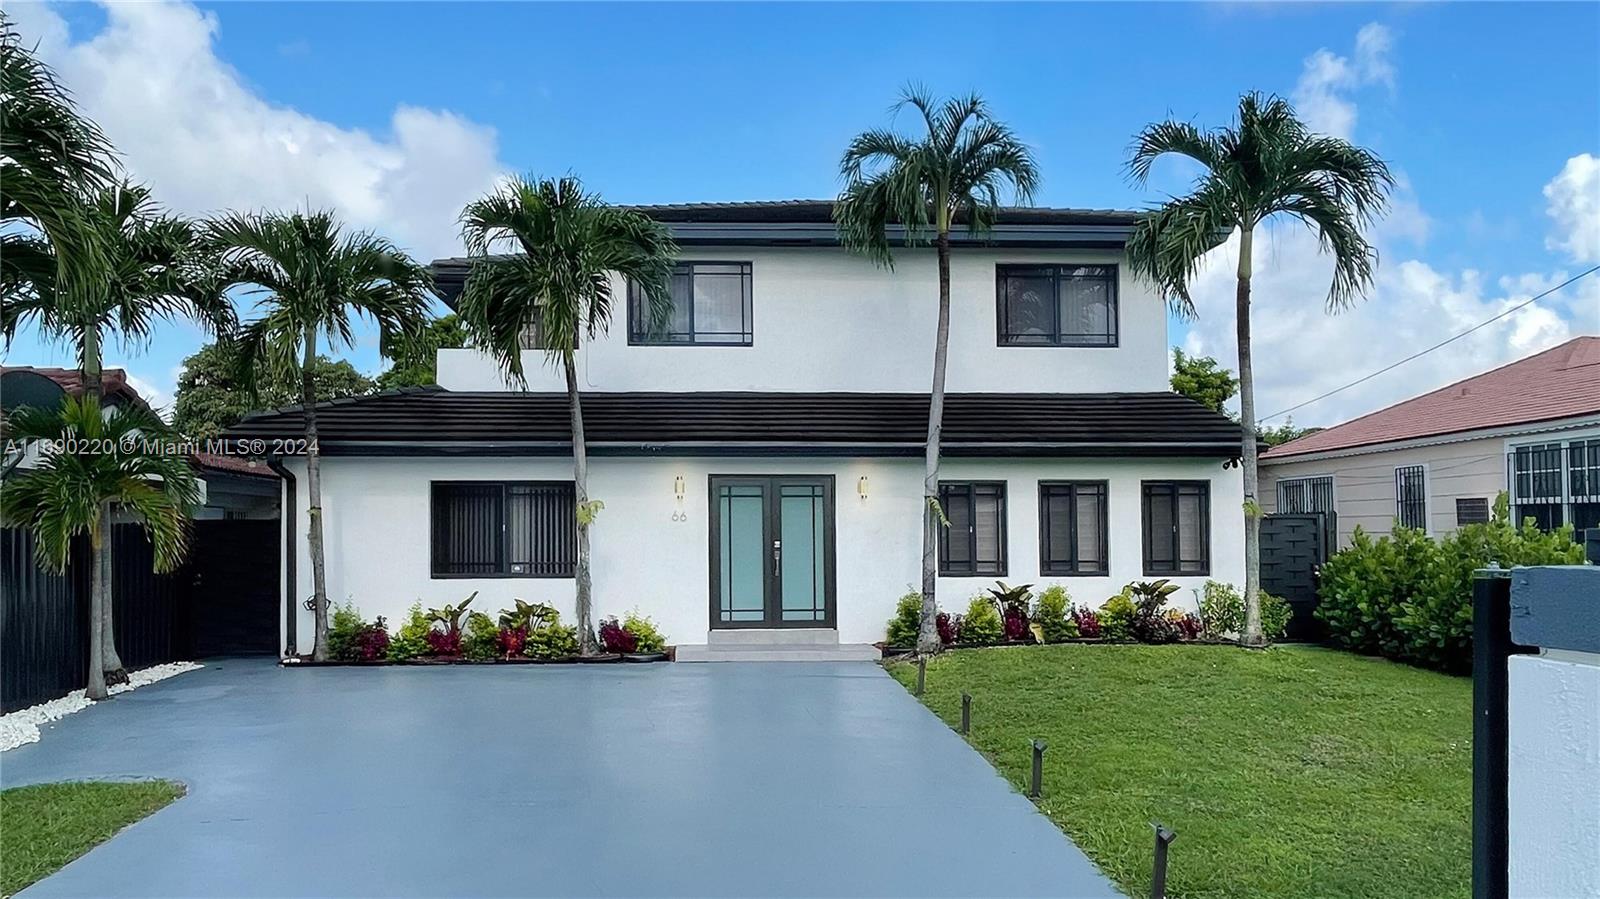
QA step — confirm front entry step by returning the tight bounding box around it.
[679,631,879,662]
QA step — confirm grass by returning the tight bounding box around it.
[0,780,184,896]
[888,644,1470,899]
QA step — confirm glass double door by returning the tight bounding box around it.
[710,476,835,629]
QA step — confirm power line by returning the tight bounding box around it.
[1259,265,1600,423]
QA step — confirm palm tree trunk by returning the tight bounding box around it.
[81,327,128,684]
[1236,225,1265,646]
[86,514,109,700]
[301,325,331,661]
[564,352,596,656]
[917,229,953,655]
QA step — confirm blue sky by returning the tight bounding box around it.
[6,1,1598,425]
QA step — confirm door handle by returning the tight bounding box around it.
[772,539,781,576]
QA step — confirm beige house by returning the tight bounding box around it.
[1260,337,1600,546]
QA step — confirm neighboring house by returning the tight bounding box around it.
[229,200,1247,659]
[1260,336,1600,545]
[0,366,280,520]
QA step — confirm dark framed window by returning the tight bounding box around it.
[430,481,576,578]
[1394,465,1428,530]
[628,262,753,345]
[1275,475,1335,514]
[1456,497,1491,526]
[1141,481,1209,576]
[1038,481,1108,576]
[939,481,1007,576]
[996,264,1118,347]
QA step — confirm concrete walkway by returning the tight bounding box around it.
[3,658,1115,898]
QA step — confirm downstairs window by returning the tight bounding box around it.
[430,481,576,578]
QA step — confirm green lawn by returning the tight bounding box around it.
[888,644,1471,899]
[1,780,184,896]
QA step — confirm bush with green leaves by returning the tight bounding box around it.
[1098,590,1137,642]
[462,611,501,661]
[1318,500,1583,672]
[526,624,578,660]
[959,595,1003,645]
[387,602,432,661]
[623,611,667,653]
[1032,585,1078,643]
[1197,581,1292,641]
[328,601,365,661]
[885,590,923,647]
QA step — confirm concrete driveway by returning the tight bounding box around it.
[3,658,1115,898]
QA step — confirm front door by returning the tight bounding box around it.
[709,476,835,629]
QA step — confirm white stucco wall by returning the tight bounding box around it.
[277,454,1242,651]
[436,246,1169,394]
[1508,650,1600,899]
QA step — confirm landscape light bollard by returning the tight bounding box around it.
[1150,823,1176,899]
[960,692,971,735]
[1029,739,1047,798]
[915,656,926,696]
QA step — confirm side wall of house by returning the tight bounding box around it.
[436,245,1170,394]
[1260,436,1507,545]
[277,454,1243,652]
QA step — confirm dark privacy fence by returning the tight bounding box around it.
[2,525,188,713]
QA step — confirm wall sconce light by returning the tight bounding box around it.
[674,476,686,501]
[857,476,869,500]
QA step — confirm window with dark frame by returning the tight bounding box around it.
[1395,465,1428,530]
[1141,481,1209,576]
[939,481,1007,576]
[430,481,576,578]
[996,264,1119,347]
[1275,475,1335,514]
[1038,481,1108,576]
[1455,497,1491,526]
[628,262,753,345]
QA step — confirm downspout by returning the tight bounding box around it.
[267,456,298,658]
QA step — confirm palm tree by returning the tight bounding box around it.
[1,397,200,700]
[455,176,676,656]
[2,181,230,682]
[210,210,431,661]
[834,87,1040,655]
[1125,92,1391,643]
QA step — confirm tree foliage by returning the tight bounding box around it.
[374,313,468,391]
[1169,348,1239,413]
[172,340,374,440]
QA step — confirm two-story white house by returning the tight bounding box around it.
[231,201,1246,660]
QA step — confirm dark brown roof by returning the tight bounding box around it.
[226,389,1246,458]
[614,200,1138,227]
[193,452,279,479]
[1264,336,1600,459]
[0,366,147,408]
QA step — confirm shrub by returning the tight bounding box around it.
[328,601,365,661]
[959,595,1002,645]
[623,611,667,653]
[425,628,462,656]
[462,612,501,661]
[1098,591,1137,641]
[598,617,636,653]
[1033,585,1078,643]
[1198,580,1293,641]
[885,591,923,647]
[387,603,432,661]
[986,581,1034,642]
[352,618,390,661]
[526,623,578,660]
[1071,606,1102,638]
[935,611,957,645]
[1317,502,1584,672]
[1127,579,1182,644]
[1173,612,1204,640]
[1260,591,1293,641]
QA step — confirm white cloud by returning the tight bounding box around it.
[1543,153,1600,265]
[1292,22,1395,139]
[7,0,508,260]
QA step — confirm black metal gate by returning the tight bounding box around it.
[1259,512,1336,641]
[187,519,280,657]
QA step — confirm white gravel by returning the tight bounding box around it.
[0,661,203,752]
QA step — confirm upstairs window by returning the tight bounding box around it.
[629,262,753,346]
[1142,481,1209,576]
[1395,465,1428,531]
[997,264,1118,347]
[939,481,1007,576]
[431,481,576,578]
[1276,475,1335,514]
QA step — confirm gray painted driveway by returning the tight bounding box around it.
[3,659,1115,898]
